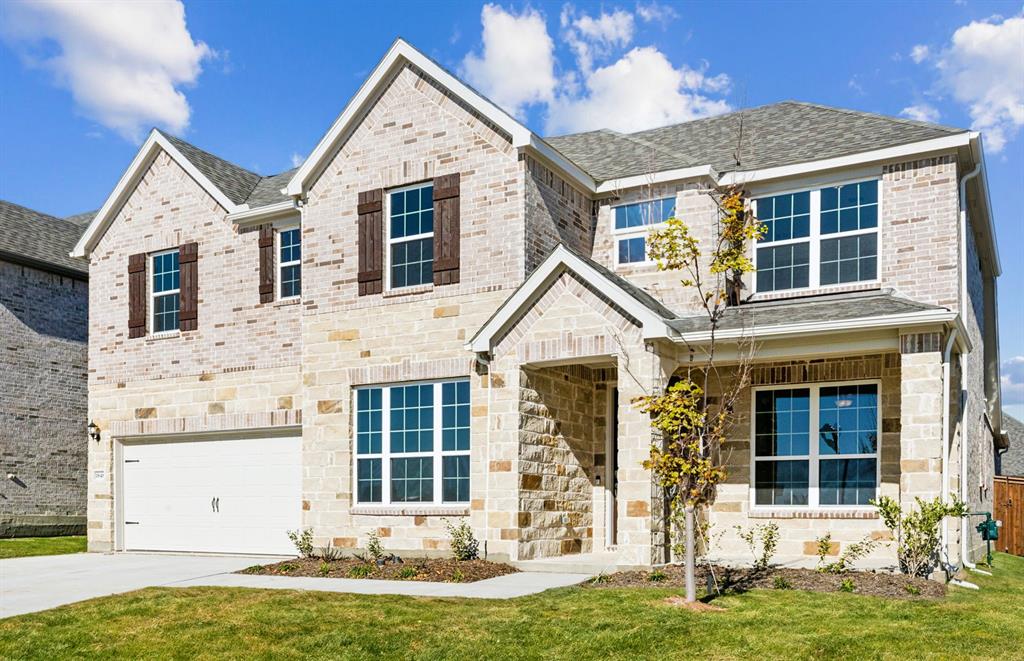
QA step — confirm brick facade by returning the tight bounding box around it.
[1,259,88,536]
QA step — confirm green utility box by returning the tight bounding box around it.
[976,516,999,541]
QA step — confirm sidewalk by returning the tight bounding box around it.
[171,570,593,599]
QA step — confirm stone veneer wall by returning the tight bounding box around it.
[518,364,599,559]
[710,354,902,565]
[1,260,88,536]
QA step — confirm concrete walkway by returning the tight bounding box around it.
[1,553,592,618]
[173,569,592,599]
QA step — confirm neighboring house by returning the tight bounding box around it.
[72,39,1006,572]
[997,414,1024,477]
[0,201,90,537]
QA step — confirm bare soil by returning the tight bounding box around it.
[239,556,518,583]
[587,564,945,600]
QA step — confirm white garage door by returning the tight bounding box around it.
[122,435,302,555]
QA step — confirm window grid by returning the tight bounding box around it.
[750,381,880,509]
[354,379,470,506]
[151,249,180,334]
[612,197,676,266]
[753,179,880,294]
[387,183,434,289]
[278,227,301,299]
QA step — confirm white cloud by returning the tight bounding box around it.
[573,8,634,46]
[1,0,212,142]
[561,6,636,74]
[460,4,555,119]
[901,103,941,123]
[910,44,931,63]
[1003,356,1024,406]
[636,1,679,25]
[935,13,1024,152]
[546,46,731,134]
[290,152,304,168]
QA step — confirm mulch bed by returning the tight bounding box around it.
[239,556,518,583]
[586,564,945,600]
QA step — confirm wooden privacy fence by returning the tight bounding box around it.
[994,476,1024,557]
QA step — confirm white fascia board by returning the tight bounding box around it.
[226,201,299,227]
[595,165,717,194]
[466,244,673,354]
[72,130,242,258]
[677,309,963,345]
[719,133,972,188]
[286,39,535,198]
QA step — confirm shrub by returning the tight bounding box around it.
[397,566,418,580]
[366,531,385,562]
[242,565,264,574]
[820,535,879,574]
[773,576,793,590]
[445,519,480,561]
[839,578,855,593]
[317,544,344,562]
[286,528,314,558]
[904,583,922,596]
[735,522,780,570]
[450,568,465,583]
[871,496,969,577]
[590,573,610,585]
[348,564,373,578]
[648,569,668,583]
[318,561,331,577]
[278,562,298,573]
[815,533,833,571]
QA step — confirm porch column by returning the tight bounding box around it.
[899,332,945,502]
[480,363,522,562]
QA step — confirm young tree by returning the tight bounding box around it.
[634,187,764,602]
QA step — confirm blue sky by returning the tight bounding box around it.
[1,0,1021,415]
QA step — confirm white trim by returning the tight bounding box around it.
[276,223,301,301]
[72,130,245,258]
[352,378,471,508]
[749,379,882,512]
[227,201,299,227]
[595,165,715,194]
[384,181,435,291]
[466,244,675,354]
[720,133,972,187]
[285,39,594,197]
[149,248,180,335]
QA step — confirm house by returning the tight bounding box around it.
[997,414,1023,477]
[72,39,1006,572]
[1,201,90,537]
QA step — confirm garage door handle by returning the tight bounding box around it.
[211,497,216,512]
[215,497,220,512]
[125,521,139,525]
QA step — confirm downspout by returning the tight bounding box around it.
[940,328,957,570]
[958,163,982,571]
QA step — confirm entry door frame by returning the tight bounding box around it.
[113,425,302,553]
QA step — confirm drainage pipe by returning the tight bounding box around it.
[940,328,957,570]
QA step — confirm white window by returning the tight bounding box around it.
[278,226,301,299]
[754,179,879,293]
[612,197,675,265]
[151,249,180,333]
[751,381,880,509]
[386,182,434,289]
[354,379,470,505]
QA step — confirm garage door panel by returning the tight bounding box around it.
[122,435,301,555]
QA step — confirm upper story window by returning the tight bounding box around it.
[278,226,301,299]
[754,179,879,293]
[612,197,676,265]
[151,249,180,333]
[752,381,879,508]
[354,379,470,506]
[388,183,434,289]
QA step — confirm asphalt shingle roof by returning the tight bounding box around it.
[243,168,297,208]
[0,200,89,277]
[667,289,944,334]
[999,414,1024,477]
[545,101,967,183]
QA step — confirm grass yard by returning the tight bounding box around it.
[0,536,86,559]
[1,553,1022,660]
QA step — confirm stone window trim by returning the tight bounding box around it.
[747,509,880,520]
[749,378,882,512]
[350,506,470,517]
[752,176,881,295]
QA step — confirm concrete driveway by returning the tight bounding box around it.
[1,552,278,618]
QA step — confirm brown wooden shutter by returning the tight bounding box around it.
[357,189,384,295]
[179,242,198,331]
[259,225,275,303]
[127,253,147,338]
[432,173,460,285]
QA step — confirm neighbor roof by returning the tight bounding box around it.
[999,414,1024,477]
[0,200,89,277]
[546,101,968,183]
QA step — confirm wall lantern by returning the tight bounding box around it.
[88,420,101,442]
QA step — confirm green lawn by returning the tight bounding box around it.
[0,536,86,559]
[2,554,1022,660]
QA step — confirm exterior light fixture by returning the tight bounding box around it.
[88,420,101,442]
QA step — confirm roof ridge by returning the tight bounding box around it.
[780,100,966,134]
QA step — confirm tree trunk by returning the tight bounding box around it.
[684,504,696,602]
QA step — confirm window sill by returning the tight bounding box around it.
[746,283,881,302]
[145,331,180,342]
[274,297,301,308]
[351,505,469,517]
[748,509,879,520]
[383,283,434,298]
